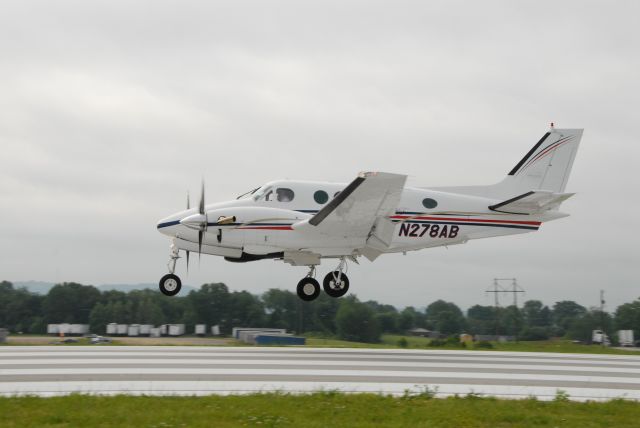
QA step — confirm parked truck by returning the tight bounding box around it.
[617,330,634,347]
[592,329,611,346]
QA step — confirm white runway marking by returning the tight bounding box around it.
[1,346,639,401]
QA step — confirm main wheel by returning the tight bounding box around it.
[296,277,321,301]
[159,273,182,296]
[323,271,350,298]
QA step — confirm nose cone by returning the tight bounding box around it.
[157,214,182,236]
[180,213,207,230]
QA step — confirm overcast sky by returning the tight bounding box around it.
[1,1,638,310]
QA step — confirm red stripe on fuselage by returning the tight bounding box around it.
[389,215,541,226]
[237,226,293,230]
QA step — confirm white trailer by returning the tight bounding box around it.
[159,324,168,336]
[211,325,221,336]
[58,324,71,335]
[70,324,89,335]
[139,324,152,336]
[116,324,128,336]
[106,323,117,335]
[47,324,59,335]
[149,328,161,338]
[168,324,185,336]
[128,324,140,336]
[195,324,206,336]
[618,330,635,347]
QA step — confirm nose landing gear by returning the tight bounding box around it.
[159,242,182,296]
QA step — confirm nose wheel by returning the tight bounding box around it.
[159,273,182,296]
[159,241,183,297]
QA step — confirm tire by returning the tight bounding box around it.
[323,271,350,298]
[296,277,321,301]
[159,273,182,296]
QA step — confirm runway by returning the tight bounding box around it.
[2,346,640,401]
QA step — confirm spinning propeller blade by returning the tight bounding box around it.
[198,180,206,259]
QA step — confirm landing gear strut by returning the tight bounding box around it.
[296,266,321,301]
[159,242,182,296]
[323,257,350,298]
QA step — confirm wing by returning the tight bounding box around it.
[296,172,407,239]
[489,190,574,215]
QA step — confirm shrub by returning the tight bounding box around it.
[397,337,408,348]
[474,341,494,349]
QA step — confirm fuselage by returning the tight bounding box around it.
[157,179,564,263]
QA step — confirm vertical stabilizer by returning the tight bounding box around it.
[433,127,583,200]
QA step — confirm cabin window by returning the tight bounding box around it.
[276,188,295,202]
[422,198,438,209]
[334,191,341,198]
[314,190,329,204]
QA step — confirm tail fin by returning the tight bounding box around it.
[433,127,583,200]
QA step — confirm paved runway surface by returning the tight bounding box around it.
[2,346,640,401]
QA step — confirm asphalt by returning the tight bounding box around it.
[2,346,640,400]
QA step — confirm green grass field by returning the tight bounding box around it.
[4,334,640,355]
[306,335,640,355]
[1,393,640,427]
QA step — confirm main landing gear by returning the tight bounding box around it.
[159,242,182,296]
[296,258,350,301]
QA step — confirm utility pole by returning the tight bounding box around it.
[600,290,606,347]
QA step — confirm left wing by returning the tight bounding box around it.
[295,172,407,240]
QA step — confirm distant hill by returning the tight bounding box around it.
[11,281,197,295]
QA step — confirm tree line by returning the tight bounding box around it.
[1,280,639,344]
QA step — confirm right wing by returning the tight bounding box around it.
[296,171,407,240]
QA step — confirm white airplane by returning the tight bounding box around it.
[157,126,582,301]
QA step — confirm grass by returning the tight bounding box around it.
[4,334,640,356]
[1,393,640,427]
[306,334,640,355]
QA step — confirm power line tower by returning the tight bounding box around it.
[497,278,525,307]
[486,279,505,337]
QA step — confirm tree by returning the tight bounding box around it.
[614,299,640,339]
[467,305,495,335]
[552,301,587,334]
[262,288,298,332]
[522,300,552,328]
[187,283,230,327]
[567,309,612,342]
[426,300,466,334]
[42,282,100,323]
[335,297,381,343]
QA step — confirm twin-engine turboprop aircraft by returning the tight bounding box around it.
[157,126,582,301]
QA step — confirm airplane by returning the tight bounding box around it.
[157,125,583,301]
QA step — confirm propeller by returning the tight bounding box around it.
[197,180,207,260]
[185,192,190,272]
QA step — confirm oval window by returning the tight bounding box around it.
[422,198,438,209]
[314,190,329,204]
[276,188,295,202]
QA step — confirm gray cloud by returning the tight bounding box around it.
[1,1,638,310]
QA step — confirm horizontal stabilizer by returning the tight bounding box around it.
[489,190,574,215]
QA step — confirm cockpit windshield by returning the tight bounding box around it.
[253,185,272,201]
[236,187,261,200]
